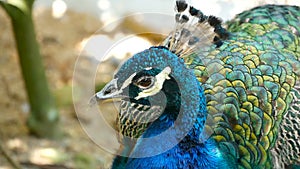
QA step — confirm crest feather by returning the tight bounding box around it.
[161,0,229,57]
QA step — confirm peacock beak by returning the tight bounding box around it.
[94,79,125,101]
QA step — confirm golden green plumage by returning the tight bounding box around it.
[183,4,300,168]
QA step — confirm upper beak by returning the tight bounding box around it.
[95,78,124,100]
[89,79,127,106]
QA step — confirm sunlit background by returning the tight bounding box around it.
[36,0,300,61]
[0,0,299,169]
[37,0,300,22]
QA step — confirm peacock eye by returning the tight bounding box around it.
[135,76,154,89]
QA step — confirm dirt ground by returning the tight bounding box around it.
[0,7,119,169]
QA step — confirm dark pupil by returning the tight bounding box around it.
[138,77,152,87]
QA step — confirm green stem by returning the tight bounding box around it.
[0,0,61,138]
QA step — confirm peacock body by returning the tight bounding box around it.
[94,1,300,169]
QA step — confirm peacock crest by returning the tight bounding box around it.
[161,0,229,58]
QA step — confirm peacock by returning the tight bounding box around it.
[93,1,300,168]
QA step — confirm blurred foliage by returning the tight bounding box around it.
[74,153,98,169]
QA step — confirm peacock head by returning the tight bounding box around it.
[94,46,207,140]
[97,47,179,110]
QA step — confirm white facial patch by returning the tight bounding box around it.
[135,67,171,100]
[120,72,137,90]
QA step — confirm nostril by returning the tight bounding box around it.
[104,88,112,95]
[104,85,117,95]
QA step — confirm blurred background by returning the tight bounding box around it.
[0,0,299,169]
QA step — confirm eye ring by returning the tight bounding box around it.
[135,76,155,89]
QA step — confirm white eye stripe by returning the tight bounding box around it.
[145,67,152,70]
[120,72,136,90]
